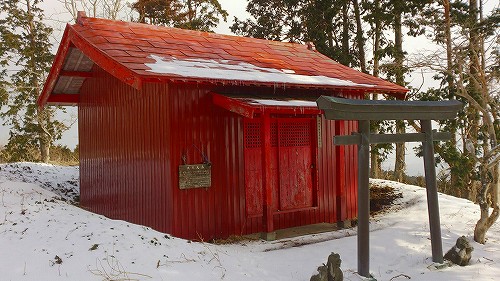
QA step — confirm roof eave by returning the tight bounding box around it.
[38,25,73,108]
[68,24,142,90]
[142,75,408,97]
[212,92,322,118]
[38,24,143,108]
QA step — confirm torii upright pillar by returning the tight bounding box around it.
[317,97,462,278]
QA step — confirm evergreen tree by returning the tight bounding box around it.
[232,0,363,66]
[230,0,303,42]
[132,0,228,32]
[0,0,67,163]
[301,0,356,65]
[376,0,432,182]
[352,0,367,73]
[363,0,393,178]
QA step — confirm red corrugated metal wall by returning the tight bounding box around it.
[166,82,248,239]
[79,65,360,240]
[334,93,359,222]
[79,66,174,233]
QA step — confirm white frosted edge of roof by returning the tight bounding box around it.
[145,55,374,88]
[249,99,317,107]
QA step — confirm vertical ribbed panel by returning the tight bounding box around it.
[79,66,360,240]
[79,66,173,234]
[165,83,249,240]
[341,93,359,221]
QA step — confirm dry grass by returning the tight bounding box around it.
[210,235,260,245]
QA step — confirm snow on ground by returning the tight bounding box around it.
[0,163,79,203]
[0,163,498,281]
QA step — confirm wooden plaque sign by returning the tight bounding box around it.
[178,164,212,189]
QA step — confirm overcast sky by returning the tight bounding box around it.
[41,0,249,35]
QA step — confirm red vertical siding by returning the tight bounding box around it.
[79,66,173,233]
[344,93,359,221]
[79,65,360,240]
[162,82,255,240]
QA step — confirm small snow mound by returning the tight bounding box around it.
[0,162,79,203]
[0,181,58,202]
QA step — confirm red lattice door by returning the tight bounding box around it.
[244,117,315,216]
[277,118,314,210]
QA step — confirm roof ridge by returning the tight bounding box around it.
[75,14,311,50]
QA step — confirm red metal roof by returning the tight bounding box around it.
[39,12,408,106]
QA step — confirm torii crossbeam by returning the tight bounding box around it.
[316,96,463,278]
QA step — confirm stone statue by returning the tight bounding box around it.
[310,252,343,281]
[327,253,343,281]
[310,265,328,281]
[444,236,474,266]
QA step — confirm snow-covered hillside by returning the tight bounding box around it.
[0,163,498,281]
[0,163,79,202]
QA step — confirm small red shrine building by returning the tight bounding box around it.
[38,13,407,240]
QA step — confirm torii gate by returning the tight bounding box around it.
[316,96,463,278]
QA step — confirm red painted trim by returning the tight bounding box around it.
[212,92,256,118]
[263,107,321,115]
[261,113,274,233]
[274,206,318,215]
[67,25,142,90]
[39,24,143,107]
[38,25,73,107]
[46,93,79,105]
[144,75,408,97]
[336,120,347,221]
[211,92,322,118]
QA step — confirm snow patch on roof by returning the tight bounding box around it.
[145,55,374,88]
[249,99,317,107]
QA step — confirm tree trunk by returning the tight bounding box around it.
[341,0,350,66]
[394,121,406,182]
[469,0,480,93]
[443,0,453,90]
[370,99,381,179]
[474,164,499,244]
[187,0,194,22]
[370,0,382,178]
[442,0,462,189]
[352,0,367,73]
[393,8,406,182]
[36,106,52,163]
[373,0,381,78]
[478,0,485,71]
[370,131,381,178]
[40,139,50,163]
[394,10,404,86]
[469,0,499,244]
[27,0,51,163]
